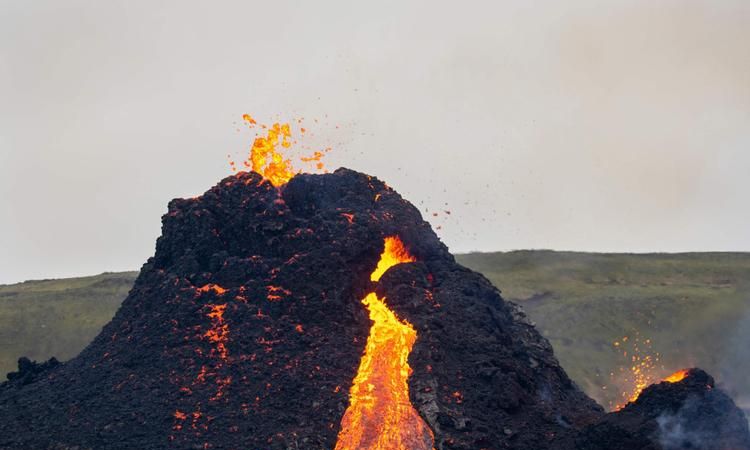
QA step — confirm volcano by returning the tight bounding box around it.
[1,169,748,450]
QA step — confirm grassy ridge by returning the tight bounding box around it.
[1,252,748,412]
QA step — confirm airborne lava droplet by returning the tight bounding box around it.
[335,236,435,450]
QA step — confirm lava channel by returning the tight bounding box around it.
[335,236,435,450]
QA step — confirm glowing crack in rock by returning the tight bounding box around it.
[335,236,434,450]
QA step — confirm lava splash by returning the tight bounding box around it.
[335,236,434,450]
[230,114,330,187]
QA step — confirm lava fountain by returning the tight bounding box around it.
[229,114,330,186]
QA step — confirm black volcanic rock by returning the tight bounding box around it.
[0,168,746,450]
[5,357,60,386]
[376,262,602,449]
[573,369,750,450]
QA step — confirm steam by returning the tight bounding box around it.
[655,393,750,450]
[656,397,712,450]
[718,302,750,426]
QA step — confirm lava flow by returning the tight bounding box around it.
[335,236,435,450]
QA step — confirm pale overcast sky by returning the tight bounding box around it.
[1,0,749,284]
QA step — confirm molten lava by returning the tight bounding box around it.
[335,236,434,450]
[607,334,694,410]
[663,369,689,383]
[248,121,295,187]
[231,114,331,187]
[609,334,662,410]
[620,368,691,408]
[369,236,416,282]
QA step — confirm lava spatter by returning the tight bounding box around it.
[230,114,331,186]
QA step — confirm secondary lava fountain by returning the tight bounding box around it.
[608,335,693,410]
[335,236,434,450]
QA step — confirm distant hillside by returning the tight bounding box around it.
[0,272,138,378]
[1,252,748,413]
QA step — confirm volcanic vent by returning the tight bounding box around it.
[1,168,748,450]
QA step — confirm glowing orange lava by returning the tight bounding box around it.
[369,236,416,282]
[197,284,227,295]
[204,304,229,361]
[335,236,434,450]
[231,114,331,187]
[607,336,691,410]
[663,369,689,383]
[249,121,295,187]
[609,334,661,410]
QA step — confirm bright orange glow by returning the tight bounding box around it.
[300,149,328,170]
[663,369,689,383]
[609,334,661,410]
[197,284,227,295]
[266,285,292,302]
[621,368,689,408]
[607,335,691,410]
[242,113,257,125]
[230,115,331,186]
[249,122,295,187]
[370,236,417,282]
[204,304,229,361]
[335,236,434,450]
